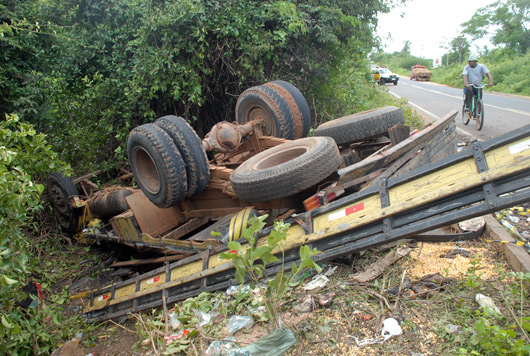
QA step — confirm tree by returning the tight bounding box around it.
[401,40,411,54]
[462,0,530,54]
[1,0,402,173]
[450,35,470,64]
[0,1,54,123]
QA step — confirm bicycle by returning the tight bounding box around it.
[462,83,489,131]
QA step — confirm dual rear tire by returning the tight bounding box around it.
[127,116,210,208]
[236,80,311,140]
[129,81,313,206]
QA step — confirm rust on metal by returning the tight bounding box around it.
[125,191,187,238]
[337,110,458,183]
[264,82,304,139]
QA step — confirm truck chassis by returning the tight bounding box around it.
[76,118,530,322]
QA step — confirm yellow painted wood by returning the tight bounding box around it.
[114,215,141,242]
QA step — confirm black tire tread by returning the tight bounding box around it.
[47,172,80,233]
[266,80,311,138]
[230,136,340,202]
[155,115,210,197]
[313,106,405,145]
[476,100,484,130]
[127,124,187,208]
[236,85,296,139]
[462,104,470,125]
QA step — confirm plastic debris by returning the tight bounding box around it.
[168,312,181,330]
[205,337,237,356]
[226,285,239,297]
[17,281,43,309]
[381,318,402,341]
[238,326,297,356]
[293,295,314,313]
[475,293,501,314]
[165,329,191,342]
[226,315,254,335]
[302,274,329,290]
[317,291,336,307]
[446,324,460,334]
[349,317,402,346]
[323,265,338,277]
[495,211,524,239]
[193,308,213,327]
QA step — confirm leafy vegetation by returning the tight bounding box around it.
[0,114,76,355]
[219,215,321,330]
[9,0,529,354]
[1,0,402,174]
[462,0,529,55]
[1,1,420,353]
[452,267,530,355]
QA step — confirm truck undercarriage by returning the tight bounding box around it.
[46,81,530,323]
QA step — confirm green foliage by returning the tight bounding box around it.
[370,51,431,76]
[430,49,530,96]
[462,0,529,54]
[457,314,530,356]
[0,2,55,122]
[0,114,72,355]
[2,0,397,173]
[220,215,321,329]
[440,266,530,355]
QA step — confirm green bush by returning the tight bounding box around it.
[0,114,73,355]
[2,0,394,173]
[430,49,530,96]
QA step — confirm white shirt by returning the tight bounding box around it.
[463,64,489,86]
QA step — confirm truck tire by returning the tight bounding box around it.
[264,80,311,138]
[155,115,210,198]
[47,172,80,233]
[313,106,405,146]
[230,136,340,202]
[127,123,187,208]
[236,84,296,139]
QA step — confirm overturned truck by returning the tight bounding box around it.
[47,81,530,322]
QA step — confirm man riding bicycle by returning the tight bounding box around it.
[463,55,493,113]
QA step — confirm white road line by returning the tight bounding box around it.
[389,90,479,139]
[399,82,530,117]
[485,103,530,117]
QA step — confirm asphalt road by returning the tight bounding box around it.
[386,77,530,141]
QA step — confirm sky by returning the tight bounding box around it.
[376,0,498,60]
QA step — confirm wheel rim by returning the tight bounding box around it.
[476,101,484,130]
[49,184,70,216]
[462,105,469,125]
[251,145,309,171]
[246,105,276,136]
[133,146,161,194]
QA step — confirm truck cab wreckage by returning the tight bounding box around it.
[46,81,530,322]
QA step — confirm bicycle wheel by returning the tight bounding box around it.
[461,104,470,125]
[476,99,484,130]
